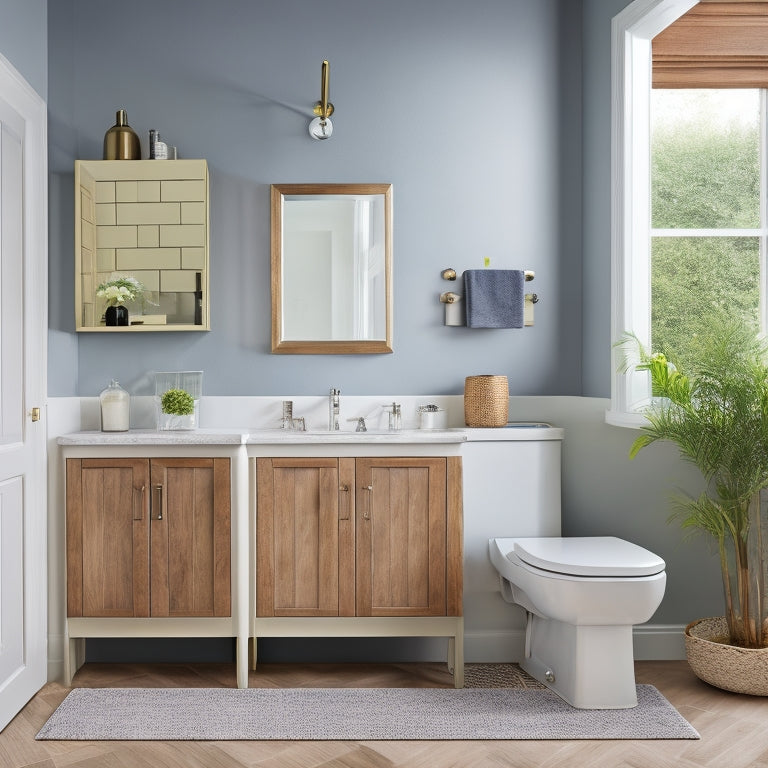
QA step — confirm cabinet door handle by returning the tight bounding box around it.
[339,484,350,520]
[133,485,145,521]
[153,484,164,521]
[362,484,373,519]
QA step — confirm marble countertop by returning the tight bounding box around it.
[56,429,250,445]
[56,423,564,446]
[57,428,467,446]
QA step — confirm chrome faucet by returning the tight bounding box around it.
[329,388,341,430]
[280,400,306,431]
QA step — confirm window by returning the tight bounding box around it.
[608,0,768,426]
[651,88,763,370]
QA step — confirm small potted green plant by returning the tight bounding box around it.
[154,371,202,430]
[618,319,768,694]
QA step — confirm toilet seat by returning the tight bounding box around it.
[509,536,665,578]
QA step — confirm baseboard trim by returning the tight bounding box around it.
[46,624,687,681]
[632,624,686,660]
[48,633,65,682]
[464,624,687,663]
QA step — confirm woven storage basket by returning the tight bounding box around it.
[685,617,768,696]
[464,375,509,427]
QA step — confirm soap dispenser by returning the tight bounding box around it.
[387,402,402,431]
[99,379,130,431]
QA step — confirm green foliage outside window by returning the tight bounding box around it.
[651,90,761,370]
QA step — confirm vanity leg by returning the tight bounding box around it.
[63,633,72,687]
[250,636,258,671]
[452,629,464,689]
[64,635,85,687]
[447,619,464,688]
[236,634,248,689]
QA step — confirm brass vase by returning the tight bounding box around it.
[103,109,141,160]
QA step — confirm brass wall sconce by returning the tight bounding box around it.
[309,60,334,140]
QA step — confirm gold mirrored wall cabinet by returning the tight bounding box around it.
[75,159,210,331]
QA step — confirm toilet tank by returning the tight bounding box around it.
[461,423,564,594]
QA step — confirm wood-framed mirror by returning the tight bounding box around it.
[271,183,393,354]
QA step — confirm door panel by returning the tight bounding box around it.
[356,458,447,617]
[0,56,48,731]
[66,459,150,618]
[256,458,349,617]
[151,458,230,617]
[0,478,25,683]
[0,116,23,447]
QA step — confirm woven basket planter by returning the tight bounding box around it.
[464,375,509,427]
[685,617,768,696]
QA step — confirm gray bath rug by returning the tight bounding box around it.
[37,685,699,741]
[464,663,546,689]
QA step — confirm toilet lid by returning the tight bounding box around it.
[512,536,666,577]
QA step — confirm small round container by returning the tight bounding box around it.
[419,406,447,430]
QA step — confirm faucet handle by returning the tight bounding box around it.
[347,417,367,432]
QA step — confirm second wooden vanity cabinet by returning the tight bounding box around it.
[66,457,230,618]
[255,456,462,619]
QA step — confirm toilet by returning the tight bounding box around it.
[489,536,666,709]
[484,427,666,709]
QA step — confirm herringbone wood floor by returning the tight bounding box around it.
[2,660,767,767]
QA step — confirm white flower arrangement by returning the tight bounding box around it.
[96,276,145,307]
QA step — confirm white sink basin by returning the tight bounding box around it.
[245,429,466,444]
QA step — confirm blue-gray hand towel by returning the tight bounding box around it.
[463,269,525,328]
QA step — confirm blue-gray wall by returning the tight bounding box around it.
[33,0,728,656]
[47,0,586,398]
[0,0,46,99]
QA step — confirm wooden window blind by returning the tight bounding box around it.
[653,2,768,87]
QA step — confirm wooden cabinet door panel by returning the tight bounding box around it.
[256,458,354,617]
[150,458,230,617]
[356,458,447,617]
[66,458,149,617]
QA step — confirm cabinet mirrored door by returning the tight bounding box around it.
[74,159,209,331]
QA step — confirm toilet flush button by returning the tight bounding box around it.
[545,669,555,683]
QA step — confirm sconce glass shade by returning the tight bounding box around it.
[309,116,333,140]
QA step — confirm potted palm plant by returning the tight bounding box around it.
[619,320,768,694]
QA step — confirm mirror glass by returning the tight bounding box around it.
[74,159,209,332]
[271,183,393,353]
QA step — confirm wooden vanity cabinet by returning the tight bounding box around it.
[66,457,230,618]
[255,456,462,619]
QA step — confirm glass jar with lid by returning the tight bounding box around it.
[99,379,130,431]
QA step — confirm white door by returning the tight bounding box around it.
[0,52,48,732]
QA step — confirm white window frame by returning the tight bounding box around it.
[607,0,699,427]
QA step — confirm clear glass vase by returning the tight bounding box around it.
[154,371,202,431]
[721,487,768,648]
